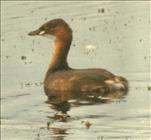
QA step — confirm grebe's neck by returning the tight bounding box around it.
[48,31,72,72]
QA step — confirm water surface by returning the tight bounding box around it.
[1,1,151,140]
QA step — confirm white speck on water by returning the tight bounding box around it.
[84,45,97,54]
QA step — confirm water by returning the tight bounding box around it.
[1,1,151,140]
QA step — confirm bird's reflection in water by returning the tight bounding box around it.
[45,90,128,140]
[46,90,128,122]
[51,127,67,140]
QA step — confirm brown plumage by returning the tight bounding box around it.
[28,18,128,99]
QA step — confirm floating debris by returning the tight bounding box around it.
[81,120,92,129]
[72,44,76,47]
[98,8,105,13]
[5,56,10,59]
[25,83,32,87]
[20,82,43,88]
[89,27,92,31]
[23,61,32,65]
[147,86,151,91]
[115,11,119,14]
[89,26,95,31]
[101,8,105,13]
[1,38,5,42]
[21,56,26,60]
[97,136,104,140]
[109,39,112,44]
[139,39,142,43]
[35,83,40,86]
[37,133,40,140]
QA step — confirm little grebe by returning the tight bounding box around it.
[28,18,128,98]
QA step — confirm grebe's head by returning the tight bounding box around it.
[28,18,72,39]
